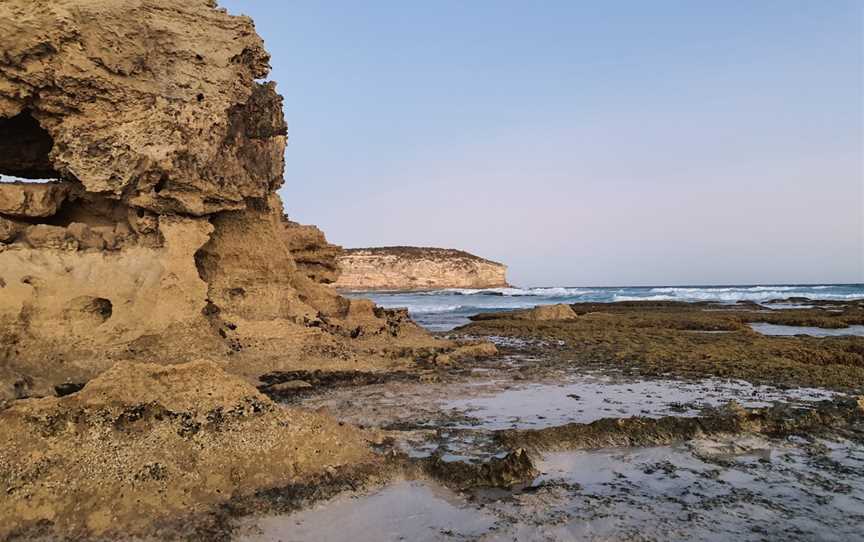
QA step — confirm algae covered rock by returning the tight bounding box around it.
[0,360,378,540]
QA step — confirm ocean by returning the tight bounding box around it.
[346,283,864,331]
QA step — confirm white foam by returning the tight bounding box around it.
[649,285,817,294]
[438,287,599,297]
[614,291,864,303]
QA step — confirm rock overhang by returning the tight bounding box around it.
[0,0,282,216]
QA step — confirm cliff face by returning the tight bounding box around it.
[333,246,510,291]
[283,217,342,284]
[0,2,500,538]
[0,0,452,402]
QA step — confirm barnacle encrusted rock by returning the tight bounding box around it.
[0,360,379,540]
[0,0,472,402]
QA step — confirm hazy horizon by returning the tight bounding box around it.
[222,1,863,287]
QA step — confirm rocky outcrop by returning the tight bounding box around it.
[0,1,281,215]
[0,360,379,540]
[0,181,70,217]
[0,1,500,538]
[471,303,579,322]
[0,0,466,403]
[333,246,510,291]
[283,217,342,284]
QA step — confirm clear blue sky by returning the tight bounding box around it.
[221,0,863,287]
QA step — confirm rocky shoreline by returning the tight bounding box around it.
[233,297,864,540]
[1,1,862,540]
[3,294,864,539]
[0,1,496,538]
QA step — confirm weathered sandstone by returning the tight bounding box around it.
[0,1,501,537]
[0,0,478,402]
[333,246,510,291]
[283,217,342,284]
[0,1,281,215]
[0,181,69,217]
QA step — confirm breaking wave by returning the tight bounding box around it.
[422,287,600,297]
[348,284,864,332]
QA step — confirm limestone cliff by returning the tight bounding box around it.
[283,217,342,284]
[333,246,510,291]
[0,0,475,402]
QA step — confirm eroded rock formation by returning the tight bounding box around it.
[283,217,343,284]
[333,246,510,291]
[0,0,470,402]
[0,360,379,540]
[0,1,501,538]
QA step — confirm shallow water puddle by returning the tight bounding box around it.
[239,437,864,541]
[749,322,864,337]
[441,376,836,430]
[298,368,839,463]
[508,438,864,541]
[302,371,837,434]
[237,481,496,542]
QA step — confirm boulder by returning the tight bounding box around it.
[518,303,579,321]
[21,224,72,249]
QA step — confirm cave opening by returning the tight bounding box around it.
[0,109,62,182]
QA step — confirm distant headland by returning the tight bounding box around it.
[332,246,510,291]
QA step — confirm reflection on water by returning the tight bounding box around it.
[749,322,864,337]
[300,367,839,436]
[240,437,864,542]
[238,481,496,542]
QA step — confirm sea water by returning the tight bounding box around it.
[345,284,864,331]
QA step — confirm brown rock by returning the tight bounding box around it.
[0,1,280,215]
[0,0,450,401]
[128,208,159,234]
[66,222,105,250]
[0,215,24,242]
[0,181,69,217]
[283,217,343,284]
[518,303,579,321]
[0,361,377,540]
[21,224,72,249]
[450,341,499,360]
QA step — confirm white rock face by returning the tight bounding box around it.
[333,247,509,291]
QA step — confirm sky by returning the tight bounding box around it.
[220,0,863,287]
